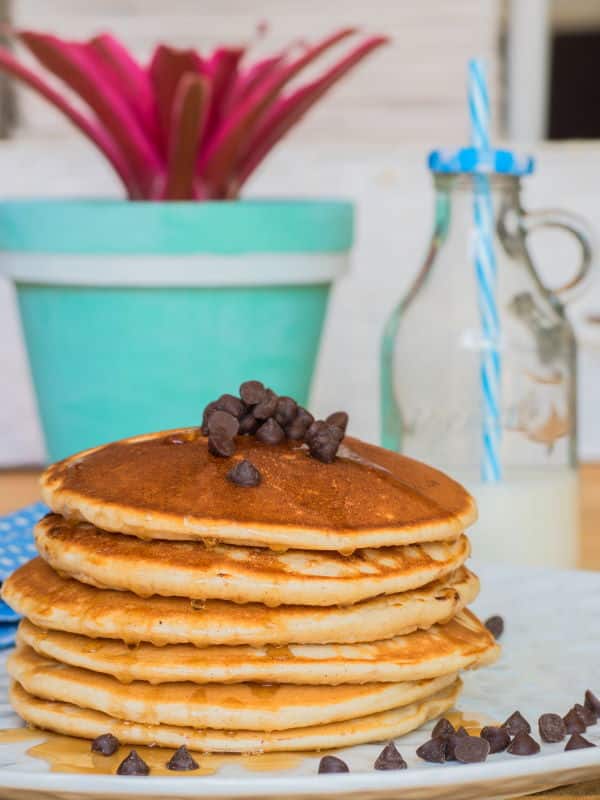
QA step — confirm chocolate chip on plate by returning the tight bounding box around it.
[538,713,567,743]
[240,380,267,406]
[238,413,260,435]
[484,615,504,639]
[480,726,511,753]
[274,396,298,428]
[166,745,199,771]
[574,702,598,726]
[374,741,407,770]
[445,727,469,761]
[252,389,278,420]
[214,393,245,419]
[91,733,120,756]
[565,733,596,751]
[416,736,448,763]
[432,718,455,738]
[502,711,531,736]
[507,732,541,756]
[454,735,490,764]
[116,750,150,775]
[326,411,349,434]
[564,707,587,734]
[227,460,261,488]
[285,407,314,440]
[256,418,285,445]
[318,755,349,773]
[585,690,600,716]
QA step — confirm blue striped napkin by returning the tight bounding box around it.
[0,502,48,647]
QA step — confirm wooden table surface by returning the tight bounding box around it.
[0,464,598,798]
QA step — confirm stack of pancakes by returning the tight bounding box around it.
[2,430,499,753]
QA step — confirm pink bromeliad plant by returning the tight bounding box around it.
[0,28,387,200]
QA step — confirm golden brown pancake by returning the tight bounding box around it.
[18,610,499,685]
[35,513,471,606]
[8,645,458,731]
[40,431,477,550]
[2,558,479,646]
[10,679,462,753]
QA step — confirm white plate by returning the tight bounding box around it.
[0,561,598,800]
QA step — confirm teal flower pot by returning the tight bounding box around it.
[0,200,353,462]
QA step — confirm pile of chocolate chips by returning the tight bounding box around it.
[201,381,349,480]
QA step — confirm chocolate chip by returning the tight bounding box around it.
[564,707,587,734]
[227,460,261,487]
[484,615,504,639]
[326,411,348,434]
[201,400,219,434]
[91,733,120,756]
[318,755,349,773]
[416,736,447,763]
[445,727,469,761]
[238,413,260,435]
[374,741,406,770]
[574,702,598,726]
[502,711,531,736]
[454,735,490,764]
[507,732,541,756]
[306,421,342,463]
[481,726,511,753]
[166,745,199,771]
[274,396,298,428]
[585,690,600,715]
[214,393,245,419]
[116,750,150,775]
[207,410,239,439]
[565,733,596,751]
[240,380,267,406]
[285,407,314,440]
[538,713,567,743]
[252,389,278,420]
[432,718,455,738]
[208,432,235,458]
[256,418,285,445]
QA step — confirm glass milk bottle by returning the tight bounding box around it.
[381,148,593,567]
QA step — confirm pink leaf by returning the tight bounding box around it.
[198,27,357,197]
[237,35,388,189]
[19,30,163,196]
[202,46,244,144]
[149,44,206,151]
[0,46,140,197]
[228,54,284,108]
[164,73,209,200]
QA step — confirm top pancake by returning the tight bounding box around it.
[41,430,477,550]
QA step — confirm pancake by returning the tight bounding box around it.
[3,559,479,646]
[40,430,477,551]
[8,645,458,731]
[18,610,499,685]
[10,679,462,753]
[35,514,471,607]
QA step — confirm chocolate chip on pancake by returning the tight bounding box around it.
[240,380,267,406]
[538,713,566,743]
[502,711,531,736]
[207,410,239,457]
[91,732,120,755]
[306,420,343,463]
[214,394,246,419]
[274,397,298,428]
[201,400,219,434]
[454,735,490,763]
[116,750,150,775]
[285,407,314,440]
[318,755,349,773]
[507,732,540,756]
[166,745,199,771]
[252,389,278,420]
[416,735,448,763]
[574,702,597,726]
[238,413,260,435]
[432,717,455,738]
[484,615,504,639]
[227,460,261,488]
[480,725,511,753]
[256,418,285,445]
[208,430,236,458]
[326,411,349,434]
[585,689,600,715]
[565,733,596,751]
[564,707,587,734]
[374,741,407,770]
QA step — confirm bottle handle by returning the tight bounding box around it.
[520,208,594,305]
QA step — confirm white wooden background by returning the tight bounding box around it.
[0,1,599,465]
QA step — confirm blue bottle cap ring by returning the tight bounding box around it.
[428,147,535,176]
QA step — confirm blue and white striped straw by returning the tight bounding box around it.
[468,59,502,482]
